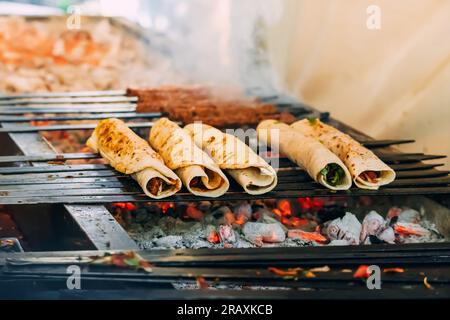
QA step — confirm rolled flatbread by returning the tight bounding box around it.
[184,123,277,195]
[86,118,181,199]
[291,119,396,189]
[257,120,352,190]
[149,118,229,197]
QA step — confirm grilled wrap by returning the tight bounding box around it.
[290,119,395,189]
[86,118,181,199]
[184,123,277,195]
[257,120,352,190]
[149,118,229,197]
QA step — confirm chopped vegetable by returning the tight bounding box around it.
[320,163,345,186]
[307,117,318,125]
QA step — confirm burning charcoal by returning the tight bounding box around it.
[205,225,220,244]
[223,212,236,225]
[287,229,327,244]
[134,209,150,223]
[386,207,403,220]
[242,222,286,247]
[277,199,292,216]
[317,204,346,224]
[255,209,288,232]
[394,222,431,237]
[197,201,212,212]
[185,205,204,221]
[211,206,232,219]
[219,225,237,243]
[153,235,183,248]
[233,202,252,225]
[398,209,421,224]
[360,211,386,243]
[377,227,395,244]
[368,235,387,244]
[324,212,362,245]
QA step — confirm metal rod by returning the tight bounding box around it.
[0,96,137,106]
[1,187,449,205]
[360,139,415,148]
[0,112,162,122]
[0,122,154,133]
[0,90,127,100]
[0,106,136,114]
[0,162,442,175]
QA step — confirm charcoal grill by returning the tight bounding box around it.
[0,90,449,299]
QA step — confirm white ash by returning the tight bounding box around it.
[242,222,286,246]
[219,225,237,243]
[118,202,445,250]
[329,240,349,246]
[324,212,362,245]
[397,208,421,224]
[377,227,395,244]
[153,235,183,249]
[360,211,386,242]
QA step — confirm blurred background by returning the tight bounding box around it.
[0,0,449,168]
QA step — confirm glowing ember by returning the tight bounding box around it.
[353,265,370,279]
[287,229,327,243]
[234,214,247,225]
[297,197,324,210]
[160,202,175,215]
[223,211,236,225]
[394,223,430,237]
[185,205,204,221]
[387,206,403,220]
[112,202,137,211]
[268,267,302,277]
[277,199,292,216]
[207,229,220,244]
[284,217,309,228]
[196,276,209,289]
[272,208,282,217]
[383,268,405,273]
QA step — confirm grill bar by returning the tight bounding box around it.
[0,112,162,122]
[0,106,137,114]
[0,122,154,133]
[0,96,137,106]
[0,162,443,175]
[358,139,415,148]
[0,90,127,100]
[0,168,446,182]
[1,187,449,205]
[0,152,444,164]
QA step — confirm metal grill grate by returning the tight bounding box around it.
[0,90,448,205]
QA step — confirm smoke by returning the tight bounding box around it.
[143,0,284,93]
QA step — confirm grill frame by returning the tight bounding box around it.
[1,90,450,299]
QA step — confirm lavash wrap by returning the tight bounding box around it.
[149,118,229,197]
[290,119,396,190]
[86,118,181,199]
[184,123,277,195]
[257,120,352,190]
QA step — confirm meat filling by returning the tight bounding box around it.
[147,178,162,195]
[359,171,379,183]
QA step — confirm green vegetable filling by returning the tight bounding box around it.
[307,117,318,125]
[320,163,345,186]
